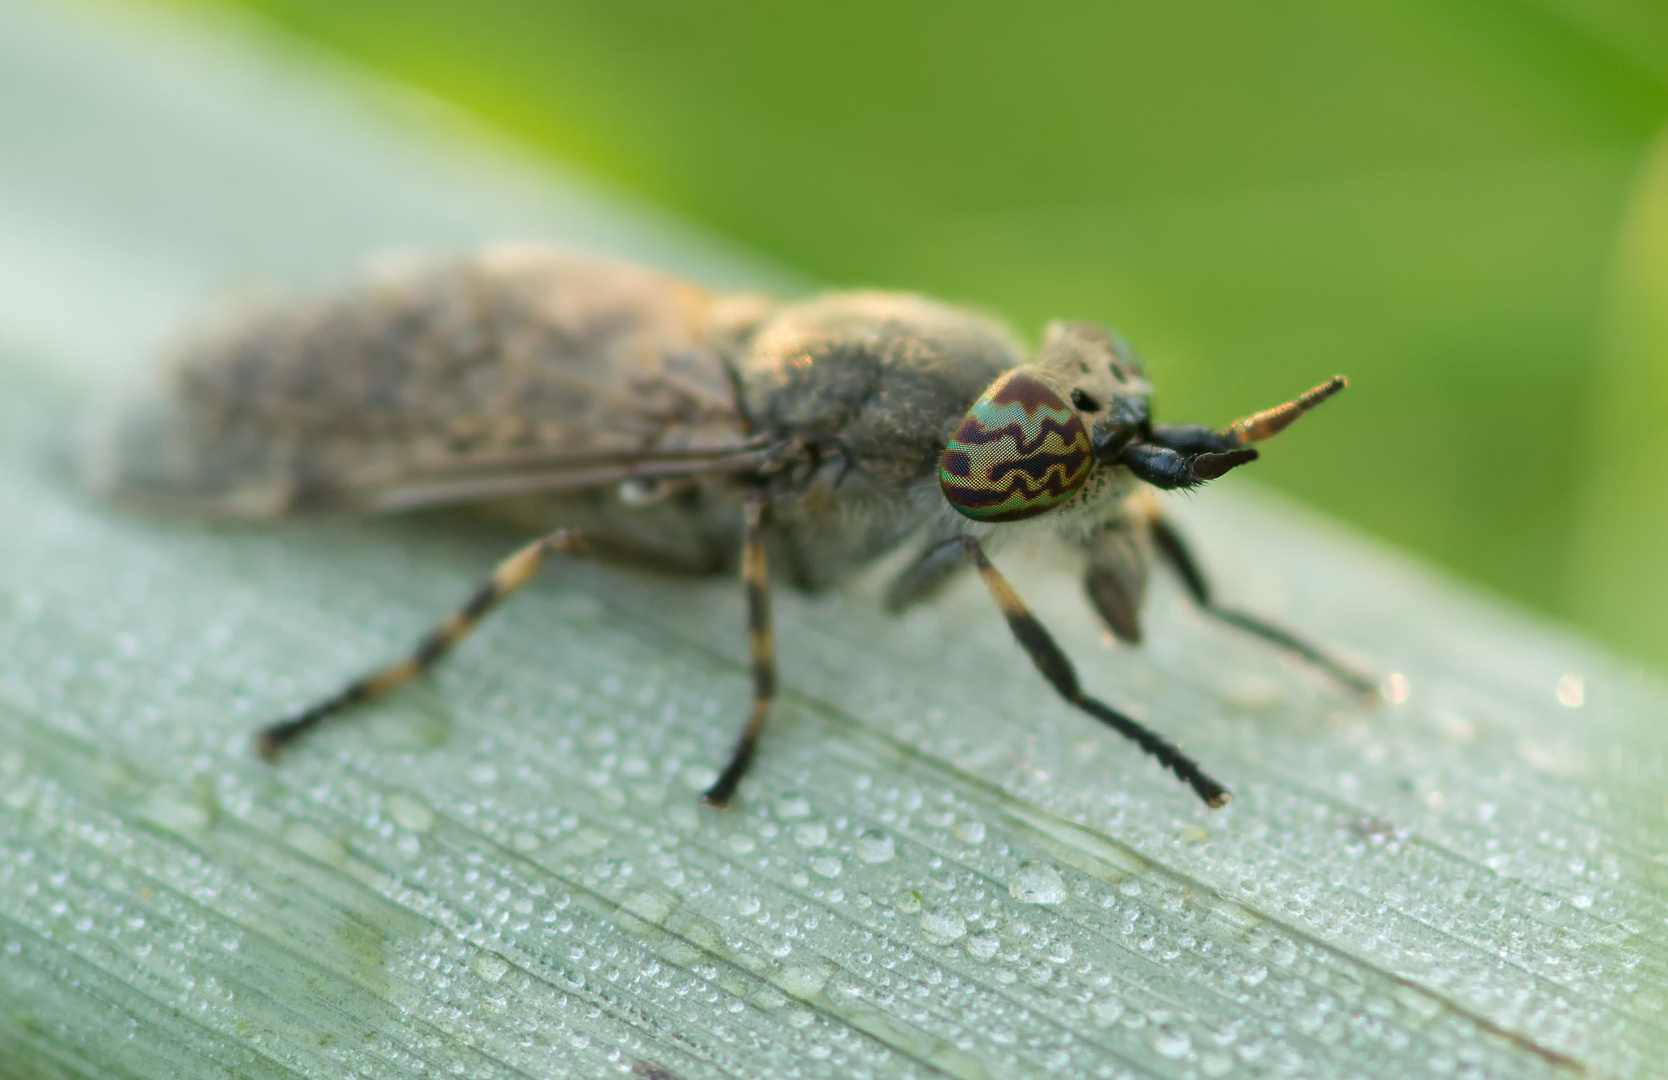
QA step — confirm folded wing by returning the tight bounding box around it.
[84,247,773,517]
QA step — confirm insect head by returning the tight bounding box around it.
[938,322,1155,522]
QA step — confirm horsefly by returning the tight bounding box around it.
[86,246,1375,808]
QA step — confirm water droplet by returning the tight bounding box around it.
[794,822,828,848]
[386,793,434,832]
[1220,675,1282,711]
[727,833,756,854]
[138,785,215,836]
[283,822,346,866]
[779,963,834,997]
[1154,1030,1191,1058]
[1431,707,1476,744]
[775,793,811,818]
[1010,861,1067,905]
[1556,672,1585,707]
[920,910,966,945]
[1092,999,1124,1026]
[954,820,985,844]
[0,783,32,813]
[473,954,508,983]
[512,832,540,852]
[1518,737,1584,777]
[855,830,895,863]
[966,933,999,961]
[668,802,700,833]
[467,763,499,785]
[810,856,842,878]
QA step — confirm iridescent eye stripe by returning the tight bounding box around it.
[939,370,1092,522]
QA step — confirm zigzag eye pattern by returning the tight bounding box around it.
[939,370,1093,522]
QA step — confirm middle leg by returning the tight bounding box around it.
[884,526,974,613]
[701,493,776,808]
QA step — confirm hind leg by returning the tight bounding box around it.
[256,528,585,759]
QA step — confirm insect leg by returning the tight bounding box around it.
[701,495,774,808]
[961,538,1230,808]
[255,528,585,760]
[1148,515,1378,700]
[1082,522,1149,645]
[883,534,971,613]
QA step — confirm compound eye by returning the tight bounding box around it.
[939,370,1093,522]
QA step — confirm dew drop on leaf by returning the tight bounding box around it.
[1010,861,1067,905]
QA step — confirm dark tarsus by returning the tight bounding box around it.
[1149,516,1378,700]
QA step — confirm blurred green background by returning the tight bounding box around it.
[161,0,1668,668]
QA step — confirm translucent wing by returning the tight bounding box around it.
[85,247,778,517]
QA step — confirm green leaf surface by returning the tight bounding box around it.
[1569,126,1668,668]
[2,3,1666,1078]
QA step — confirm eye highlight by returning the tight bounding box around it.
[939,370,1093,522]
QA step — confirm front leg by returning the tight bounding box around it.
[960,538,1230,808]
[1149,514,1378,700]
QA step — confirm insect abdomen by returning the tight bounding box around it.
[84,248,757,517]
